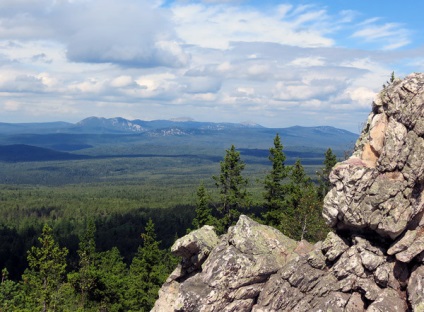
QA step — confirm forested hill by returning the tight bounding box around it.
[0,144,90,162]
[0,117,358,152]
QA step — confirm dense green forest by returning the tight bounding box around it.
[0,133,340,311]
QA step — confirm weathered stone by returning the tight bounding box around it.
[321,231,349,262]
[377,118,408,171]
[171,225,219,272]
[332,246,366,279]
[228,215,298,260]
[153,215,300,311]
[307,246,327,269]
[408,265,424,312]
[369,113,388,155]
[389,228,424,263]
[367,288,407,312]
[344,292,365,312]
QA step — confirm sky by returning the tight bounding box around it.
[0,0,423,132]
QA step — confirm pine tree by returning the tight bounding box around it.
[213,145,250,231]
[23,224,68,312]
[263,133,289,225]
[317,148,338,199]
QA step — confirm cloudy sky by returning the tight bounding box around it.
[0,0,423,132]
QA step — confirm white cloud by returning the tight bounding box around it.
[3,100,20,111]
[343,87,376,108]
[110,76,134,88]
[352,21,410,50]
[172,3,334,50]
[289,56,326,67]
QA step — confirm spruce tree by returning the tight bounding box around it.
[283,160,329,241]
[127,219,170,311]
[70,219,98,309]
[192,182,214,229]
[0,268,21,310]
[95,247,128,311]
[317,148,337,199]
[263,133,289,225]
[213,145,249,231]
[23,224,68,312]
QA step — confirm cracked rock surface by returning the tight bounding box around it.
[153,73,424,311]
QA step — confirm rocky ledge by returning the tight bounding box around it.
[153,73,424,311]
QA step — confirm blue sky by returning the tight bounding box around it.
[0,0,423,132]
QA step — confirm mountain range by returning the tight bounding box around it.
[0,117,359,163]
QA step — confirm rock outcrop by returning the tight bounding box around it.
[153,73,424,311]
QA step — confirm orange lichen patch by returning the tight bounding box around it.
[361,143,379,168]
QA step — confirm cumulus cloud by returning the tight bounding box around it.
[0,0,190,68]
[65,1,190,67]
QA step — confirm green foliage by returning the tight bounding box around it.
[192,182,215,230]
[126,219,175,311]
[213,145,250,232]
[0,268,23,310]
[70,219,98,310]
[263,134,290,225]
[23,224,69,311]
[317,148,338,199]
[94,247,128,311]
[0,134,342,309]
[278,160,327,241]
[383,71,396,89]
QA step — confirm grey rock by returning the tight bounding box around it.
[153,215,299,311]
[345,292,365,312]
[321,232,349,262]
[323,73,424,239]
[408,265,424,311]
[171,225,219,273]
[389,229,424,263]
[367,288,407,312]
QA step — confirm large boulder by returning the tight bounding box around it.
[152,216,311,311]
[323,73,424,242]
[153,73,424,311]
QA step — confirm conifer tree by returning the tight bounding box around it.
[127,219,170,311]
[263,133,289,225]
[0,268,21,310]
[284,160,329,241]
[213,145,250,231]
[23,224,68,312]
[95,247,128,311]
[192,182,214,229]
[70,219,98,309]
[317,148,338,199]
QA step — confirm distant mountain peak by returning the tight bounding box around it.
[240,121,263,128]
[170,117,195,122]
[74,116,146,133]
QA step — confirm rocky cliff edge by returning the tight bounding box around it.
[153,73,424,311]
